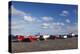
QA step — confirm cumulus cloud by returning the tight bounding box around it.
[11,5,26,16]
[66,25,78,34]
[11,5,37,22]
[42,23,49,26]
[56,22,65,26]
[24,16,35,22]
[36,19,42,22]
[66,19,70,23]
[42,26,48,29]
[48,24,66,35]
[41,22,65,29]
[42,23,50,29]
[60,10,69,16]
[52,22,65,26]
[11,25,24,29]
[42,16,53,21]
[60,22,65,26]
[50,24,77,35]
[11,21,24,29]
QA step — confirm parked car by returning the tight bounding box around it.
[59,35,67,39]
[39,35,44,41]
[48,35,56,39]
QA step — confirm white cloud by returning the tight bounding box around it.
[56,22,61,25]
[60,22,65,26]
[60,10,69,16]
[11,21,24,29]
[42,16,53,21]
[11,5,37,22]
[24,16,35,22]
[11,25,24,29]
[11,5,40,22]
[41,22,64,29]
[42,23,50,29]
[52,22,65,26]
[36,19,42,22]
[66,19,70,23]
[11,5,26,16]
[42,26,48,29]
[66,25,78,34]
[49,24,65,35]
[50,24,77,35]
[42,23,49,26]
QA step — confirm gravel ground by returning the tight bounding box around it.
[11,37,78,53]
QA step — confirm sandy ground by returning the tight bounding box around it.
[11,37,78,53]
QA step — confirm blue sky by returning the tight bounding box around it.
[10,1,78,36]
